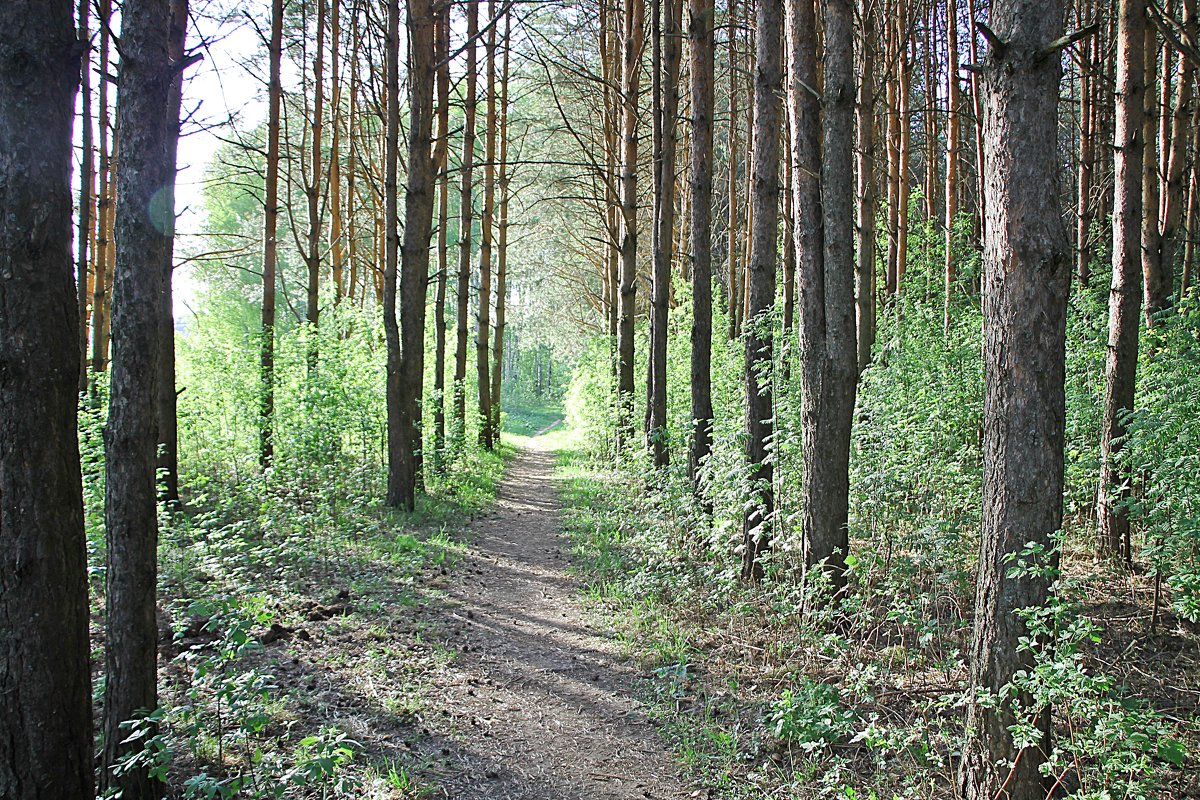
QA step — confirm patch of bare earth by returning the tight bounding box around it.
[411,438,690,799]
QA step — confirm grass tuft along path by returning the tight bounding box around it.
[414,433,689,799]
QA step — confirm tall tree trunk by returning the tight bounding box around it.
[1140,26,1162,327]
[92,0,114,375]
[1097,0,1146,563]
[741,0,782,581]
[1156,0,1195,308]
[385,0,402,505]
[330,0,344,305]
[392,0,437,507]
[261,0,283,467]
[490,12,512,440]
[617,0,644,450]
[102,0,175,793]
[855,0,878,371]
[944,0,962,331]
[0,1,93,796]
[455,0,480,447]
[157,0,190,507]
[1183,138,1198,296]
[477,0,498,451]
[433,2,451,466]
[77,0,94,391]
[649,0,681,466]
[688,0,715,489]
[1076,0,1096,286]
[796,0,859,598]
[960,4,1069,798]
[307,0,326,343]
[727,0,741,338]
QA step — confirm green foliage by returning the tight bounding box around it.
[768,678,857,752]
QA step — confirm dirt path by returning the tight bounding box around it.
[415,437,689,799]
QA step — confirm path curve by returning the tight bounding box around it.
[417,437,689,799]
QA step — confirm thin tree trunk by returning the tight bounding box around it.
[1140,26,1162,327]
[490,12,512,440]
[158,0,190,508]
[649,0,680,466]
[92,0,114,375]
[727,0,741,338]
[307,0,326,343]
[477,0,498,451]
[433,2,451,466]
[688,0,715,489]
[1097,0,1146,562]
[1183,139,1198,295]
[455,0,480,447]
[77,0,94,391]
[944,0,962,331]
[856,0,878,371]
[102,0,175,793]
[742,0,782,581]
[330,0,345,305]
[0,1,93,796]
[960,4,1069,799]
[1156,0,1195,308]
[260,0,283,467]
[617,0,645,450]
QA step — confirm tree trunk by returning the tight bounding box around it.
[77,0,94,391]
[307,0,326,343]
[477,0,498,451]
[92,0,114,375]
[1097,0,1146,563]
[330,0,344,305]
[1140,27,1162,327]
[617,0,644,450]
[102,0,175,794]
[261,0,283,468]
[455,0,480,448]
[0,2,93,796]
[157,0,190,508]
[727,0,741,338]
[688,0,715,489]
[944,0,962,331]
[490,12,512,440]
[649,0,681,466]
[856,0,878,372]
[796,0,859,598]
[1155,0,1195,309]
[741,0,782,581]
[960,4,1069,798]
[433,3,451,466]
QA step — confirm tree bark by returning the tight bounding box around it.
[855,0,878,371]
[433,2,451,466]
[260,0,283,468]
[742,0,782,581]
[1097,0,1146,563]
[617,0,644,450]
[455,0,480,448]
[944,0,963,332]
[77,0,94,391]
[1139,27,1162,327]
[490,12,512,441]
[1155,0,1195,310]
[102,0,175,793]
[477,0,499,451]
[688,0,715,489]
[0,1,93,796]
[960,4,1069,798]
[92,0,114,376]
[649,0,681,466]
[307,0,326,343]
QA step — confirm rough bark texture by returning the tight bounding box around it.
[0,2,93,797]
[385,0,403,506]
[1097,0,1145,562]
[688,0,715,488]
[741,0,782,581]
[617,0,644,450]
[649,0,681,467]
[490,13,511,443]
[92,0,114,375]
[455,0,480,445]
[944,0,962,332]
[959,3,1069,798]
[261,0,284,467]
[1155,0,1195,311]
[855,1,877,372]
[102,0,175,794]
[401,0,437,495]
[77,0,94,391]
[306,0,326,338]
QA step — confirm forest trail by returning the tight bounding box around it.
[415,436,690,799]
